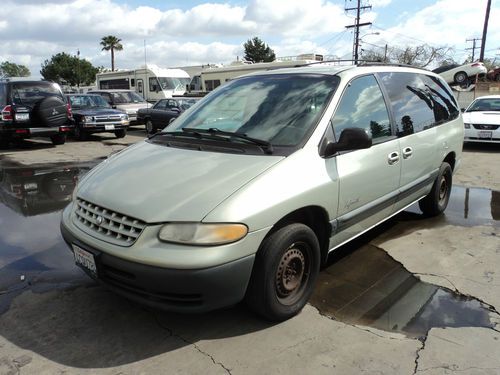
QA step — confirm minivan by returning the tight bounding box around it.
[61,64,463,321]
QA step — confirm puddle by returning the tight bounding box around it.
[310,245,494,339]
[0,161,99,312]
[405,185,500,227]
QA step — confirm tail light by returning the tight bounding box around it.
[471,63,483,67]
[1,105,13,121]
[59,126,71,132]
[15,129,29,134]
[66,103,73,119]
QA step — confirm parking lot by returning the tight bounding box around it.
[0,130,499,375]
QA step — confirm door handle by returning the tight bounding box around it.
[402,147,413,159]
[388,151,400,165]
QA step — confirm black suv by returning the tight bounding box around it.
[0,79,72,147]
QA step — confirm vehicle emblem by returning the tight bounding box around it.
[96,216,103,226]
[52,108,59,115]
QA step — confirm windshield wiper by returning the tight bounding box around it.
[182,127,273,154]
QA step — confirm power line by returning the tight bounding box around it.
[465,38,481,61]
[345,0,372,64]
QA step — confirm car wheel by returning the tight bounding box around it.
[114,129,127,138]
[245,223,320,321]
[418,162,452,216]
[454,71,468,84]
[145,119,154,134]
[50,134,66,145]
[74,124,87,141]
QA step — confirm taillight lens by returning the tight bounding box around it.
[66,103,72,119]
[1,105,13,121]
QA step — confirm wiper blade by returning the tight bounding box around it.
[182,127,273,154]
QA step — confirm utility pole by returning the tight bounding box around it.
[466,38,481,62]
[479,0,491,62]
[345,0,372,64]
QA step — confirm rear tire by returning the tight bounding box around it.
[454,71,468,85]
[419,162,452,216]
[50,134,66,145]
[114,129,126,138]
[145,119,154,134]
[245,223,320,321]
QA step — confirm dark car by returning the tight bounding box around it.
[487,67,500,82]
[0,79,72,147]
[66,94,130,140]
[138,98,200,134]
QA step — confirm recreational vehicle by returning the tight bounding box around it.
[96,65,191,102]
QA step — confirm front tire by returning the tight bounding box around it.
[454,71,468,85]
[419,162,452,216]
[145,119,155,134]
[245,223,320,321]
[114,129,127,138]
[74,125,88,141]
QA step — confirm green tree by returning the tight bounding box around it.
[0,61,30,78]
[40,52,99,86]
[100,35,123,71]
[243,37,276,63]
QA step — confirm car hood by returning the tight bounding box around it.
[463,111,500,124]
[73,108,125,116]
[116,103,151,114]
[76,141,284,223]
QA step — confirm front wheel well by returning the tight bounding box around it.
[261,206,331,266]
[443,152,456,171]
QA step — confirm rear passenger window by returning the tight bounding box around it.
[331,75,392,142]
[379,72,458,137]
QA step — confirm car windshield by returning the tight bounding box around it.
[11,82,62,106]
[167,74,338,147]
[466,98,500,112]
[69,95,111,109]
[111,91,146,104]
[157,77,191,91]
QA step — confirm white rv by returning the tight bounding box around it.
[96,65,191,102]
[198,55,324,92]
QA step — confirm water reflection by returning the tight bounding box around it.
[310,245,493,339]
[0,162,98,312]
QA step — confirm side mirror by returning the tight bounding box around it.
[323,127,372,157]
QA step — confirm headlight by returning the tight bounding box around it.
[158,223,248,246]
[464,123,471,129]
[83,116,94,123]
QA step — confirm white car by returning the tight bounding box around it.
[463,95,500,143]
[433,62,487,86]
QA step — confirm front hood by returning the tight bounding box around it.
[117,103,151,114]
[73,108,124,116]
[463,111,500,124]
[76,142,284,223]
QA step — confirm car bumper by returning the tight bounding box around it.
[0,125,72,138]
[60,204,263,313]
[464,128,500,143]
[81,124,129,133]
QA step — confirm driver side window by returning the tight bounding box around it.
[331,75,392,142]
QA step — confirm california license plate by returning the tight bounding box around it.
[478,131,492,138]
[16,113,29,121]
[105,124,115,131]
[73,244,97,278]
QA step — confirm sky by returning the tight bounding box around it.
[1,0,499,78]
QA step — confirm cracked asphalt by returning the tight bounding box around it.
[0,132,499,374]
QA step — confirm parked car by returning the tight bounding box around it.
[66,94,129,140]
[486,67,500,82]
[138,97,200,134]
[61,64,463,321]
[87,89,151,125]
[432,62,487,86]
[462,95,500,143]
[0,78,72,147]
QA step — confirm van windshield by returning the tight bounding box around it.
[111,91,146,104]
[168,74,338,147]
[157,77,191,91]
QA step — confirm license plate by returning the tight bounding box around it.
[105,124,115,131]
[16,113,29,121]
[73,244,97,278]
[478,131,492,138]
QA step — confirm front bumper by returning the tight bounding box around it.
[81,123,129,133]
[464,128,500,143]
[60,204,265,313]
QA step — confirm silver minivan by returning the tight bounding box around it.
[61,64,463,321]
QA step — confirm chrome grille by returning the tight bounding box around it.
[94,115,123,123]
[74,198,146,246]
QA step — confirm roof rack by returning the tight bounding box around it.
[304,59,430,72]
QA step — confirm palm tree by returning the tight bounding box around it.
[100,35,123,71]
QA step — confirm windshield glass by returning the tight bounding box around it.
[111,91,146,104]
[168,74,338,147]
[11,82,63,106]
[68,95,111,109]
[466,98,500,112]
[157,77,191,91]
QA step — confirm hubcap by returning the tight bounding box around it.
[438,176,448,204]
[146,121,152,133]
[276,244,307,300]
